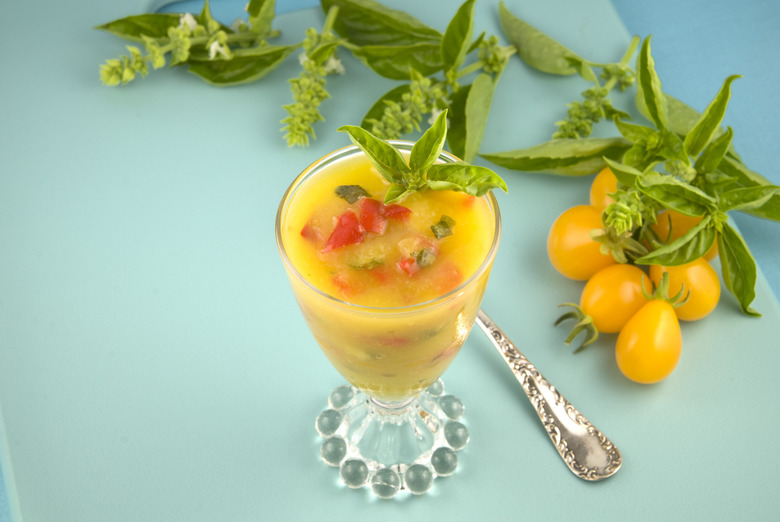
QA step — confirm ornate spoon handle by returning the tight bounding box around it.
[475,309,622,481]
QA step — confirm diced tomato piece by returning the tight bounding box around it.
[398,257,420,276]
[331,272,358,296]
[377,334,411,347]
[359,198,388,235]
[300,221,323,242]
[383,203,412,222]
[322,210,365,253]
[369,266,391,284]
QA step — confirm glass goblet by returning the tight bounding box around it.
[275,142,501,497]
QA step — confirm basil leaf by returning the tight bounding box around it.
[649,93,739,159]
[603,158,642,187]
[468,31,486,54]
[718,186,780,213]
[659,128,689,165]
[441,0,475,72]
[95,14,181,42]
[622,144,652,169]
[410,110,447,175]
[636,172,716,216]
[481,137,631,176]
[197,0,218,30]
[307,39,344,65]
[187,45,296,86]
[351,42,443,79]
[322,0,442,46]
[695,126,733,175]
[247,0,275,36]
[498,1,581,75]
[384,183,413,204]
[338,125,410,184]
[446,72,500,162]
[446,83,471,160]
[662,94,700,136]
[717,156,780,221]
[361,84,410,128]
[719,222,760,316]
[636,216,716,266]
[431,215,456,239]
[636,37,668,130]
[426,162,508,196]
[717,155,773,187]
[461,73,497,163]
[335,185,370,203]
[614,118,657,143]
[684,75,741,157]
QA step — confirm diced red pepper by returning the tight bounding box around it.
[398,256,420,276]
[322,210,365,253]
[369,266,391,284]
[383,203,412,222]
[359,198,388,235]
[300,221,323,242]
[331,272,359,296]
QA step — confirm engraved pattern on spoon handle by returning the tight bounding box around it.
[476,309,622,481]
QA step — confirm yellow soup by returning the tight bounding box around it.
[278,146,500,401]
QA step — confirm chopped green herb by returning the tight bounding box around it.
[334,184,370,203]
[431,215,455,239]
[414,247,437,267]
[347,257,385,271]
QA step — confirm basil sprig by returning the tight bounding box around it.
[330,0,514,162]
[483,10,779,316]
[338,110,507,204]
[97,0,292,86]
[97,0,513,159]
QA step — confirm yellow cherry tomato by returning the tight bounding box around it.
[616,300,682,384]
[589,167,618,212]
[547,205,616,280]
[649,258,721,321]
[581,264,651,333]
[653,209,718,260]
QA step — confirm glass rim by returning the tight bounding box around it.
[274,141,502,314]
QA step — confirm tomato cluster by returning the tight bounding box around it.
[550,168,722,384]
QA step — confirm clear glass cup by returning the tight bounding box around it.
[275,142,501,497]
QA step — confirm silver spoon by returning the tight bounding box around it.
[475,309,623,481]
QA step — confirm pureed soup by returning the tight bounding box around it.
[279,146,499,401]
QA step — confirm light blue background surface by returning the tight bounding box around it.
[2,1,779,521]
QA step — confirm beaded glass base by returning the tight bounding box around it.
[314,379,470,498]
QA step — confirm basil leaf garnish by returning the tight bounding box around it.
[340,110,507,204]
[335,185,370,203]
[431,216,456,239]
[337,124,411,185]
